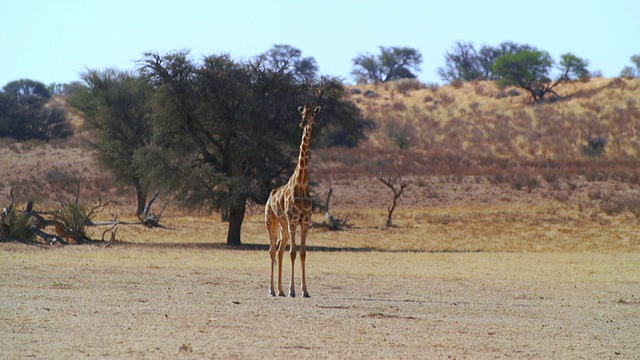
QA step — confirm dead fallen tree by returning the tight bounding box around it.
[1,185,165,246]
[314,182,352,231]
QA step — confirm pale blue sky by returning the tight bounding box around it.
[1,0,639,87]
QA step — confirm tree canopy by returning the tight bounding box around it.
[256,44,318,83]
[493,50,590,103]
[351,47,422,84]
[138,50,369,245]
[69,69,154,215]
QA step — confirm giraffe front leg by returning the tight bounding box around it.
[288,226,297,297]
[277,227,289,297]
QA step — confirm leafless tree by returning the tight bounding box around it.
[377,171,409,228]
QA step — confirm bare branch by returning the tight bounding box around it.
[138,190,165,228]
[2,188,15,218]
[143,190,160,216]
[102,227,117,247]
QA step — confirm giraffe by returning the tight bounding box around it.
[265,102,321,298]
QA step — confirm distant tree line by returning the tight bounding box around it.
[0,79,72,140]
[2,44,637,142]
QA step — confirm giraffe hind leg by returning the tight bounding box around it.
[288,225,297,297]
[300,224,310,298]
[277,224,289,297]
[266,214,279,297]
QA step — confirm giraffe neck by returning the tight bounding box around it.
[290,123,313,187]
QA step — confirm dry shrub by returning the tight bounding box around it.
[439,93,456,107]
[391,101,407,112]
[451,79,464,89]
[0,207,35,242]
[600,194,640,218]
[391,79,424,94]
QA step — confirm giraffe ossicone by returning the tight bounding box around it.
[265,102,320,298]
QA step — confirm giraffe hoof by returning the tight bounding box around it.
[278,291,286,297]
[303,293,311,298]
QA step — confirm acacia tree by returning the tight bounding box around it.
[69,69,154,215]
[351,46,422,84]
[139,51,368,245]
[257,44,318,83]
[493,51,590,103]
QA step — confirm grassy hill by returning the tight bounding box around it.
[313,77,640,181]
[347,77,640,159]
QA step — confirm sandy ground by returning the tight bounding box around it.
[2,166,640,359]
[1,237,639,359]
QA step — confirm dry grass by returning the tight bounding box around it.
[1,232,638,358]
[349,77,640,160]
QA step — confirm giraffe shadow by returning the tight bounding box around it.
[112,241,482,253]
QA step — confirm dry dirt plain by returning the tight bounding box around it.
[2,183,640,359]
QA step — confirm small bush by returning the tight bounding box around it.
[511,172,540,192]
[582,136,606,157]
[391,101,407,111]
[363,90,379,98]
[451,79,464,89]
[496,89,520,99]
[0,208,35,242]
[424,83,440,92]
[600,195,640,218]
[392,79,423,94]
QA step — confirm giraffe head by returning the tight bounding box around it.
[297,102,321,128]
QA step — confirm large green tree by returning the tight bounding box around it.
[0,79,72,140]
[493,51,589,103]
[351,46,422,84]
[69,70,154,215]
[139,51,369,245]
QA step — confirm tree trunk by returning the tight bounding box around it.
[226,204,245,246]
[133,178,147,216]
